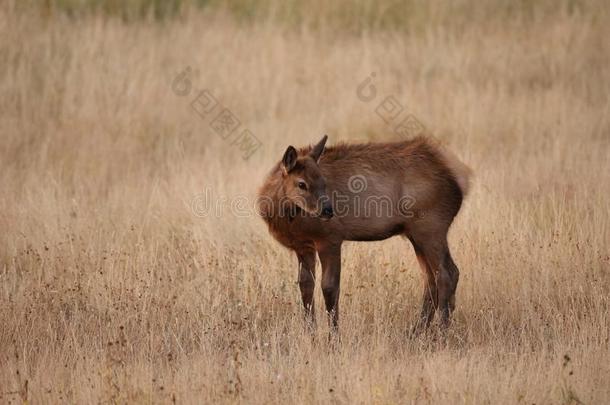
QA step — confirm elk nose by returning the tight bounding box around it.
[321,206,334,219]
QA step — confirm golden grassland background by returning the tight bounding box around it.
[1,0,609,403]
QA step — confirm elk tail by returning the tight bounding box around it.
[438,145,472,197]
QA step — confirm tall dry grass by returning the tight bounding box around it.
[1,1,609,403]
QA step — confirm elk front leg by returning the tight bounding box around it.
[296,250,316,327]
[317,243,342,333]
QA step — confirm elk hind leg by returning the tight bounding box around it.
[444,250,460,314]
[411,244,437,333]
[423,243,456,328]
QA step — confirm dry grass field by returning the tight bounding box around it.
[1,0,609,403]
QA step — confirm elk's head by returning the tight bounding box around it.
[280,135,333,220]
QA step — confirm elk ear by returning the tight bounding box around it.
[309,134,328,163]
[281,145,298,174]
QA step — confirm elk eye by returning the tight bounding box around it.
[297,181,307,190]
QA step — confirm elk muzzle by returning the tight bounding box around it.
[319,202,334,220]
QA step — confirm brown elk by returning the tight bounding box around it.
[257,135,471,333]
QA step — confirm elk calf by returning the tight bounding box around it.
[258,135,471,332]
